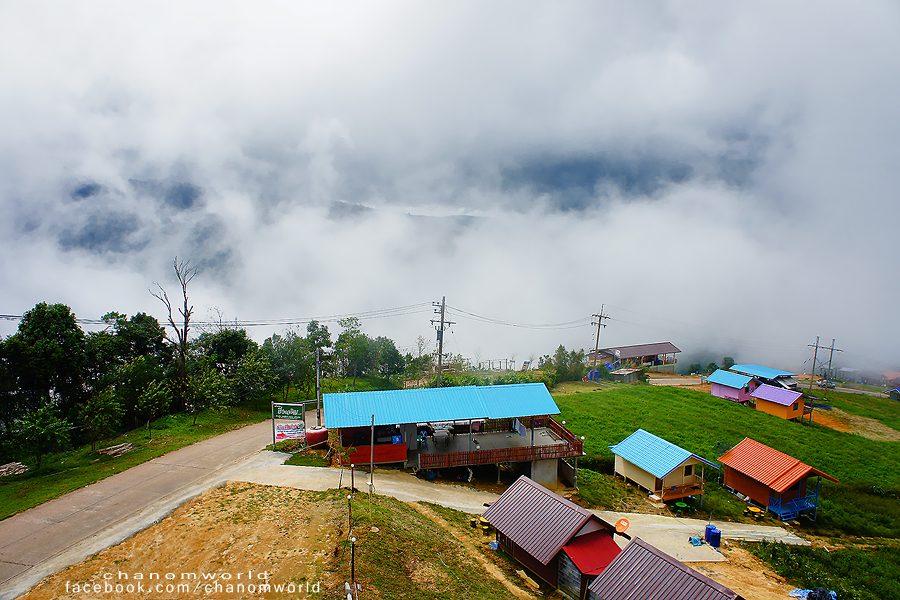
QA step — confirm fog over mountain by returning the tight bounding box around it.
[2,1,898,374]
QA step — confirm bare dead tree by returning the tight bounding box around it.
[150,257,198,408]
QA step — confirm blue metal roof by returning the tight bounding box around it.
[706,369,753,389]
[730,364,795,379]
[608,429,717,478]
[323,383,560,429]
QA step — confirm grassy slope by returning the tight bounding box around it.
[552,383,900,537]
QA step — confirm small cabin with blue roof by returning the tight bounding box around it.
[609,429,718,502]
[707,369,759,405]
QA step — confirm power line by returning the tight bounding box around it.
[446,305,593,330]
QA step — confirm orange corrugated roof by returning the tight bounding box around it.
[718,438,837,493]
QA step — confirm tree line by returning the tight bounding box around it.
[0,302,421,467]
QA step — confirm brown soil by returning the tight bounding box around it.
[811,407,900,441]
[19,483,345,600]
[693,545,797,600]
[17,482,798,600]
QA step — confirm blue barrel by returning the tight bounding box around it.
[709,528,721,548]
[705,524,716,542]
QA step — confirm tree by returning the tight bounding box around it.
[188,365,231,425]
[334,317,374,386]
[374,336,404,378]
[137,379,171,438]
[231,350,275,409]
[11,302,87,417]
[194,328,257,377]
[722,357,735,370]
[78,388,124,451]
[151,258,198,410]
[705,362,718,374]
[16,404,70,468]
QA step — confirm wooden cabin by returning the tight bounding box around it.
[707,369,759,405]
[750,384,811,421]
[718,438,838,521]
[608,429,717,502]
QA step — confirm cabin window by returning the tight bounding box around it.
[792,402,799,411]
[684,464,693,477]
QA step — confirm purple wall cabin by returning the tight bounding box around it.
[707,369,758,404]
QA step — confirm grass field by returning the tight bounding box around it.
[551,382,900,538]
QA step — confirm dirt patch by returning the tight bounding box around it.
[813,408,900,441]
[694,545,797,600]
[19,483,344,599]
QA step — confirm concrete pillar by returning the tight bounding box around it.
[531,458,559,490]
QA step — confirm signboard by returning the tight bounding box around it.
[273,403,305,420]
[275,421,306,441]
[272,402,309,447]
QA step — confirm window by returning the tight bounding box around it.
[684,464,693,477]
[793,402,799,411]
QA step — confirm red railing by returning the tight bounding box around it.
[418,442,581,469]
[548,416,583,454]
[418,419,583,469]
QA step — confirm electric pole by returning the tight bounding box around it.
[591,305,610,370]
[431,297,455,387]
[808,337,843,387]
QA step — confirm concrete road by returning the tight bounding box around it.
[0,420,274,600]
[234,464,810,564]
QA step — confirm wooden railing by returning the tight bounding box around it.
[659,481,703,500]
[418,419,583,469]
[418,442,581,470]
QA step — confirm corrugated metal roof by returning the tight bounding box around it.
[718,438,838,493]
[730,364,795,379]
[482,476,612,565]
[586,537,740,600]
[598,342,681,359]
[323,382,559,428]
[608,429,718,479]
[562,530,621,576]
[750,384,802,406]
[706,369,753,389]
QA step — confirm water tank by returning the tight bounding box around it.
[306,426,329,448]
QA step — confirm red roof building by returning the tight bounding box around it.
[718,438,838,521]
[482,476,621,597]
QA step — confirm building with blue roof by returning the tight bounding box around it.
[707,369,760,404]
[730,364,800,390]
[608,429,717,503]
[323,383,583,489]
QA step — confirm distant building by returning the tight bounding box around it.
[609,367,642,384]
[482,476,621,596]
[608,429,718,503]
[706,369,759,404]
[730,364,800,390]
[718,438,838,521]
[882,371,900,387]
[587,342,680,374]
[587,537,743,600]
[750,384,812,422]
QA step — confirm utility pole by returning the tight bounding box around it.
[431,297,455,387]
[826,339,842,383]
[591,305,610,371]
[316,347,322,426]
[808,337,843,387]
[807,336,820,390]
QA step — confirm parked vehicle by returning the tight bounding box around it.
[818,379,836,388]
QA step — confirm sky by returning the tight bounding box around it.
[1,1,898,374]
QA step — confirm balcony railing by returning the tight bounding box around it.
[418,442,581,470]
[659,481,704,500]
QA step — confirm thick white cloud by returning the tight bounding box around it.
[1,1,898,373]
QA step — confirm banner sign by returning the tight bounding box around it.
[275,421,306,441]
[273,403,305,420]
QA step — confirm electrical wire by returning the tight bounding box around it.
[445,305,593,330]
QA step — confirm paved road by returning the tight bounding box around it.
[0,421,274,600]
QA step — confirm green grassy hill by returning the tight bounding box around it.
[552,383,900,538]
